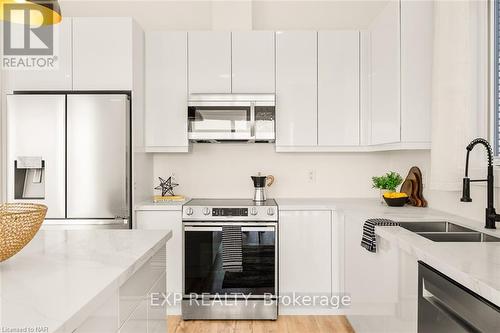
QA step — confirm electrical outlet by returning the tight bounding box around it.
[307,170,316,183]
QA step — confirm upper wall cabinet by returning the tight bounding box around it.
[188,32,231,93]
[3,17,142,92]
[401,0,433,143]
[275,31,318,147]
[4,18,73,91]
[231,31,275,93]
[318,31,360,146]
[145,32,188,152]
[72,17,137,90]
[369,1,401,145]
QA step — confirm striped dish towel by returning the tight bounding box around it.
[222,225,243,272]
[361,218,399,253]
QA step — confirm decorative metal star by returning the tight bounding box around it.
[155,176,179,196]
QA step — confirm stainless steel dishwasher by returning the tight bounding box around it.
[418,261,500,332]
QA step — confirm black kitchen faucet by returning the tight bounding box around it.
[461,138,499,229]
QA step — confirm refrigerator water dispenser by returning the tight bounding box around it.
[14,157,45,199]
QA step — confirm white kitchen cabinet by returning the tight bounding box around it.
[279,210,331,313]
[369,1,401,145]
[72,17,137,90]
[75,289,119,333]
[231,31,275,93]
[119,299,147,333]
[343,212,398,312]
[135,210,182,315]
[318,31,360,146]
[342,210,419,333]
[275,31,318,147]
[4,18,73,91]
[75,246,166,333]
[401,0,433,143]
[145,31,188,152]
[188,32,231,93]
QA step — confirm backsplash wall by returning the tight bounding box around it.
[153,144,431,199]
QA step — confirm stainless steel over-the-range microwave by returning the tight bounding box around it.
[187,94,276,143]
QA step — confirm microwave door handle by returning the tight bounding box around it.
[250,102,256,139]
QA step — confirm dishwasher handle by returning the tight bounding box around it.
[422,281,480,332]
[184,226,275,232]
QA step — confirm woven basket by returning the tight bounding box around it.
[0,203,47,262]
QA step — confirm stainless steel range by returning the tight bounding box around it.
[182,199,278,320]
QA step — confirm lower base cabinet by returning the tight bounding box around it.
[279,210,332,314]
[136,210,182,315]
[343,211,418,333]
[75,247,167,333]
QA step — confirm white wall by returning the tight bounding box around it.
[426,0,491,223]
[154,144,430,198]
[60,0,389,31]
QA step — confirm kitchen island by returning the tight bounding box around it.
[0,229,171,333]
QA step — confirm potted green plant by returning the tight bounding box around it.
[372,172,403,204]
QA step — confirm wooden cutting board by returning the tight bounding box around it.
[409,167,427,207]
[401,167,427,207]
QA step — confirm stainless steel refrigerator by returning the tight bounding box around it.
[6,94,131,229]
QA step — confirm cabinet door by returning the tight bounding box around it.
[119,299,147,333]
[343,212,398,312]
[145,31,188,152]
[72,18,133,90]
[188,32,231,93]
[370,1,401,145]
[318,31,360,146]
[4,18,72,91]
[75,289,119,333]
[279,211,331,299]
[136,211,182,315]
[401,0,433,143]
[275,31,318,147]
[232,31,275,93]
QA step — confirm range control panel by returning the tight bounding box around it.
[182,205,277,222]
[212,208,248,217]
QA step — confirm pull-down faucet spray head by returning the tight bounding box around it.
[461,177,472,202]
[461,148,473,202]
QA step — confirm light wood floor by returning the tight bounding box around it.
[167,315,354,333]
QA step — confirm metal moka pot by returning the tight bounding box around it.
[251,173,275,202]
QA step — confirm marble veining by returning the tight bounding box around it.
[0,229,171,333]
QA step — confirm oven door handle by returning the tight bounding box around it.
[184,226,275,232]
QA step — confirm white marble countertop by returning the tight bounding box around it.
[0,229,172,333]
[135,199,190,211]
[376,225,500,306]
[277,197,500,307]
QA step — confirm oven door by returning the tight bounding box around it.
[183,223,277,299]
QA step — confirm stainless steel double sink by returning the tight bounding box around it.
[399,221,500,242]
